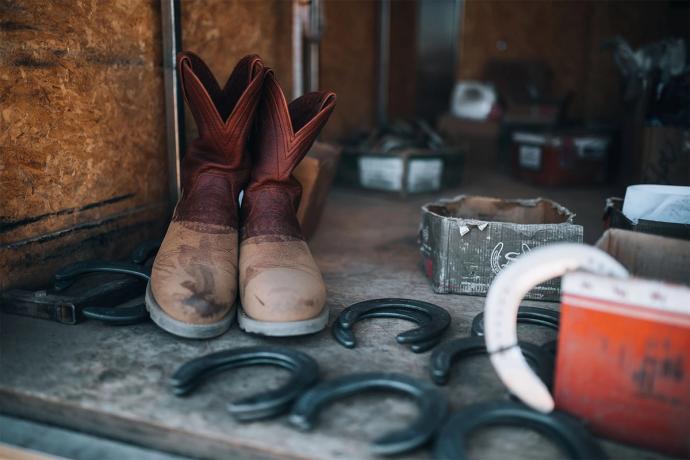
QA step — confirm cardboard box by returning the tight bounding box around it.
[437,114,499,169]
[337,147,463,197]
[294,142,341,239]
[603,197,690,241]
[555,271,690,457]
[419,195,583,300]
[640,126,690,185]
[595,228,690,286]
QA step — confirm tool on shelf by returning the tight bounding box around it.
[1,240,160,326]
[483,243,629,413]
[332,298,451,353]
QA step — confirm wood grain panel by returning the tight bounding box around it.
[388,0,417,119]
[458,0,589,117]
[181,0,293,141]
[457,0,686,123]
[320,0,378,141]
[0,0,169,289]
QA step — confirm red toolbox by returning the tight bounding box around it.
[512,129,611,186]
[555,272,690,457]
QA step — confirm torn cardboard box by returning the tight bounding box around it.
[595,228,690,286]
[420,195,583,300]
[603,197,690,241]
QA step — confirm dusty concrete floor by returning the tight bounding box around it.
[0,172,672,459]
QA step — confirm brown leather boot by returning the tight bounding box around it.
[146,52,266,338]
[238,71,336,336]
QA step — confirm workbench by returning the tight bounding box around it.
[0,172,675,459]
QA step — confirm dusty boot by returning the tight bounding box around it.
[146,52,266,338]
[238,71,336,336]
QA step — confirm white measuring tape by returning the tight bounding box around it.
[484,243,629,412]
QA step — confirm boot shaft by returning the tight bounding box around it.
[175,53,266,228]
[241,72,336,240]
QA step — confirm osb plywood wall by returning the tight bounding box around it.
[388,0,417,119]
[181,0,379,143]
[0,0,169,289]
[321,0,378,140]
[458,0,688,122]
[0,0,382,288]
[180,0,293,142]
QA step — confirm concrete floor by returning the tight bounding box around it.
[0,171,673,459]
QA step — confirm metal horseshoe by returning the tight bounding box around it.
[129,238,163,265]
[471,306,560,337]
[434,401,607,460]
[170,346,319,421]
[53,261,151,325]
[429,336,554,388]
[542,339,558,357]
[332,298,451,353]
[289,372,448,456]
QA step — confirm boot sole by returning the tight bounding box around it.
[237,305,329,336]
[145,282,234,339]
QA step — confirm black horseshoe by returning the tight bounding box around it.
[170,346,319,421]
[129,238,163,265]
[434,401,607,460]
[54,261,151,324]
[352,307,442,352]
[542,339,558,357]
[429,336,554,388]
[54,261,151,290]
[289,372,448,455]
[81,296,148,325]
[471,306,560,336]
[332,299,451,353]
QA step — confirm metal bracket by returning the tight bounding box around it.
[471,306,560,337]
[170,346,320,422]
[290,372,448,456]
[434,401,607,460]
[332,298,451,353]
[429,336,554,388]
[53,261,151,325]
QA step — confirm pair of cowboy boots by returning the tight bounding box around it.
[145,53,336,339]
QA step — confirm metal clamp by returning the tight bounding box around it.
[471,306,560,337]
[332,298,451,353]
[1,278,141,325]
[434,401,607,460]
[53,261,151,325]
[289,372,448,455]
[430,336,554,388]
[170,346,319,422]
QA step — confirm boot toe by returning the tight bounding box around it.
[242,267,326,322]
[150,221,239,325]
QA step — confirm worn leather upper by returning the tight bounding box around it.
[175,52,266,228]
[151,53,266,326]
[240,71,336,240]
